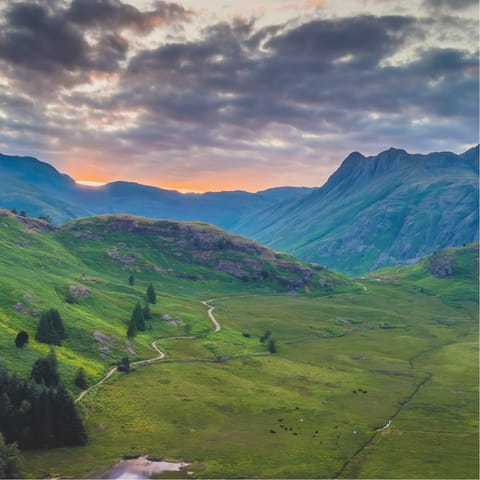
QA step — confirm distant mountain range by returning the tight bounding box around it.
[0,153,313,229]
[232,146,479,274]
[1,146,478,274]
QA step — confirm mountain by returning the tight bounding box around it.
[0,153,313,227]
[232,146,479,275]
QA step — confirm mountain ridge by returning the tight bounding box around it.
[0,153,314,227]
[1,145,478,274]
[232,145,479,274]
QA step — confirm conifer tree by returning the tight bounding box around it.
[30,349,59,387]
[268,337,277,354]
[52,384,87,446]
[35,309,66,345]
[49,309,65,339]
[74,368,87,390]
[128,274,135,286]
[146,283,156,304]
[126,319,137,338]
[131,301,145,331]
[143,303,152,320]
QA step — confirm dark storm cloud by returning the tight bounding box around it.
[265,15,417,64]
[0,0,191,91]
[67,0,192,32]
[0,2,89,72]
[120,14,477,136]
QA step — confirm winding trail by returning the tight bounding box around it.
[201,299,221,332]
[76,287,369,403]
[75,300,219,404]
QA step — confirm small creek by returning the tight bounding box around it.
[107,456,191,479]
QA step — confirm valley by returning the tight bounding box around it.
[0,211,477,478]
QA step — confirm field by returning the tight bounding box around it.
[0,212,478,478]
[25,283,478,478]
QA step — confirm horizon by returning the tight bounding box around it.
[0,0,478,191]
[3,142,477,194]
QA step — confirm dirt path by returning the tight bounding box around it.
[201,299,221,332]
[75,300,221,403]
[76,288,370,404]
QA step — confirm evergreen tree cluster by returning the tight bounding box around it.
[35,309,66,345]
[126,283,156,338]
[0,355,87,450]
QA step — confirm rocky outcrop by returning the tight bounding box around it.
[428,254,453,278]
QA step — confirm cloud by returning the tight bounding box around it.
[0,2,89,72]
[67,0,192,32]
[423,0,478,10]
[0,4,477,190]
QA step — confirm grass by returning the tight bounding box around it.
[0,212,477,478]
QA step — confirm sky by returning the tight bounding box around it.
[0,0,478,192]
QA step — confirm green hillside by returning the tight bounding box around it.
[0,211,477,478]
[0,210,352,386]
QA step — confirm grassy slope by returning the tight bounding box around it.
[0,211,352,390]
[0,212,477,478]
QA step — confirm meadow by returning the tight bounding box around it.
[0,211,477,478]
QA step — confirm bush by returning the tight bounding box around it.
[117,357,131,372]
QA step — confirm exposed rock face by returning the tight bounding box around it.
[106,247,136,264]
[428,254,453,278]
[69,285,92,298]
[61,215,339,291]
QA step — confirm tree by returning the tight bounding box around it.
[128,274,135,286]
[10,208,17,215]
[52,384,87,446]
[19,210,26,217]
[146,283,156,304]
[131,301,145,331]
[117,357,130,372]
[260,330,272,343]
[126,320,137,338]
[30,349,59,387]
[0,433,23,479]
[268,337,277,354]
[49,309,65,339]
[142,303,152,320]
[74,368,87,390]
[35,309,66,345]
[14,331,29,349]
[0,361,88,450]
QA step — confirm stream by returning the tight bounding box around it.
[106,456,191,479]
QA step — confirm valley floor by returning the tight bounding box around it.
[23,283,479,479]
